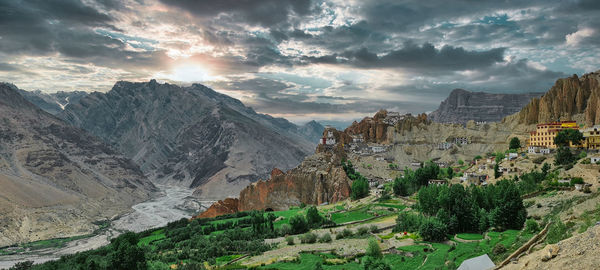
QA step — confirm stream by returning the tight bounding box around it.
[0,185,213,269]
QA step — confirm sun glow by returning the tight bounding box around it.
[158,63,213,82]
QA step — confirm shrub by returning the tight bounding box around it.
[365,238,383,258]
[570,177,584,185]
[285,236,295,245]
[547,219,570,244]
[357,227,370,236]
[492,243,506,255]
[369,225,379,233]
[418,218,448,242]
[306,206,324,228]
[509,137,521,150]
[394,211,422,233]
[278,223,292,236]
[342,228,353,238]
[318,233,332,243]
[289,215,309,234]
[525,219,540,234]
[300,232,317,244]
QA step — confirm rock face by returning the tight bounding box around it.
[0,83,156,246]
[196,145,351,217]
[60,80,320,200]
[515,71,600,126]
[345,110,390,143]
[18,89,88,115]
[429,89,543,124]
[195,198,240,219]
[238,150,350,211]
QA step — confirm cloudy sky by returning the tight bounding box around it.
[1,0,599,123]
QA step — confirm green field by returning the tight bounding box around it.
[455,233,484,240]
[330,210,373,224]
[138,229,166,247]
[259,253,361,270]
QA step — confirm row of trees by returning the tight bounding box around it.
[409,180,526,239]
[393,162,442,196]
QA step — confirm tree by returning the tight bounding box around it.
[109,232,146,270]
[494,163,501,179]
[351,177,370,200]
[446,167,454,179]
[555,146,575,166]
[541,163,551,178]
[554,129,583,147]
[394,212,422,233]
[491,180,526,230]
[289,215,309,234]
[419,218,448,242]
[366,238,383,258]
[9,261,33,270]
[306,206,324,228]
[509,137,521,150]
[362,256,391,270]
[525,219,540,234]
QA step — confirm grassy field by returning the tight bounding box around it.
[330,210,373,224]
[138,229,166,247]
[259,253,361,270]
[455,233,484,240]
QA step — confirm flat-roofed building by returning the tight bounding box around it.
[529,121,578,149]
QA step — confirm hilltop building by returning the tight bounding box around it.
[455,137,469,145]
[582,125,600,150]
[321,127,336,145]
[528,121,578,149]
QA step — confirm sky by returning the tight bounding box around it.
[1,0,599,124]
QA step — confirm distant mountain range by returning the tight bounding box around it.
[17,89,88,115]
[50,80,324,200]
[0,83,156,246]
[429,89,544,124]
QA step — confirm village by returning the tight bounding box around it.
[319,117,600,197]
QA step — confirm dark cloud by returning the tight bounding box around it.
[302,43,505,72]
[158,0,316,28]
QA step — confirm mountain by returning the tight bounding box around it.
[0,83,156,246]
[512,71,600,126]
[59,80,321,200]
[429,89,544,124]
[17,89,88,115]
[298,120,326,144]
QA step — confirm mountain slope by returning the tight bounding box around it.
[0,83,156,246]
[59,80,319,199]
[429,89,544,124]
[17,89,88,115]
[512,71,600,126]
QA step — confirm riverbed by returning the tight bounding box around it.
[0,185,213,269]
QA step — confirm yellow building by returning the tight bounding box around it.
[582,125,600,150]
[529,121,578,149]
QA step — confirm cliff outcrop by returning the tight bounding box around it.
[429,89,543,124]
[344,110,390,143]
[514,71,600,126]
[196,145,351,217]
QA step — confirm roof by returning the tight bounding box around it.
[457,254,495,270]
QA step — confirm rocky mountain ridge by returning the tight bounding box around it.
[59,80,323,200]
[513,71,600,126]
[17,89,88,115]
[0,83,156,246]
[429,89,544,124]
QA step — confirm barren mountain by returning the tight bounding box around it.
[59,80,321,200]
[429,89,543,124]
[17,89,88,115]
[0,83,156,247]
[513,71,600,126]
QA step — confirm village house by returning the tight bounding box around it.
[582,125,600,150]
[528,121,578,149]
[558,179,570,184]
[375,156,384,161]
[368,178,379,188]
[591,156,600,164]
[352,134,364,143]
[383,112,405,125]
[528,146,550,154]
[410,162,422,168]
[321,127,337,146]
[438,142,452,150]
[464,173,488,185]
[428,179,447,186]
[508,152,518,160]
[455,137,469,145]
[371,146,386,153]
[434,161,448,168]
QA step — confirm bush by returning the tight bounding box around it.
[365,238,383,258]
[336,228,353,239]
[570,177,584,185]
[318,233,332,243]
[278,223,292,236]
[286,236,295,245]
[525,219,540,234]
[306,206,324,228]
[300,232,317,244]
[394,211,422,233]
[369,225,379,233]
[289,215,309,234]
[492,243,506,255]
[418,218,448,242]
[509,137,521,150]
[547,219,569,244]
[357,226,370,236]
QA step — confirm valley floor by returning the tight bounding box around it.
[0,185,206,269]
